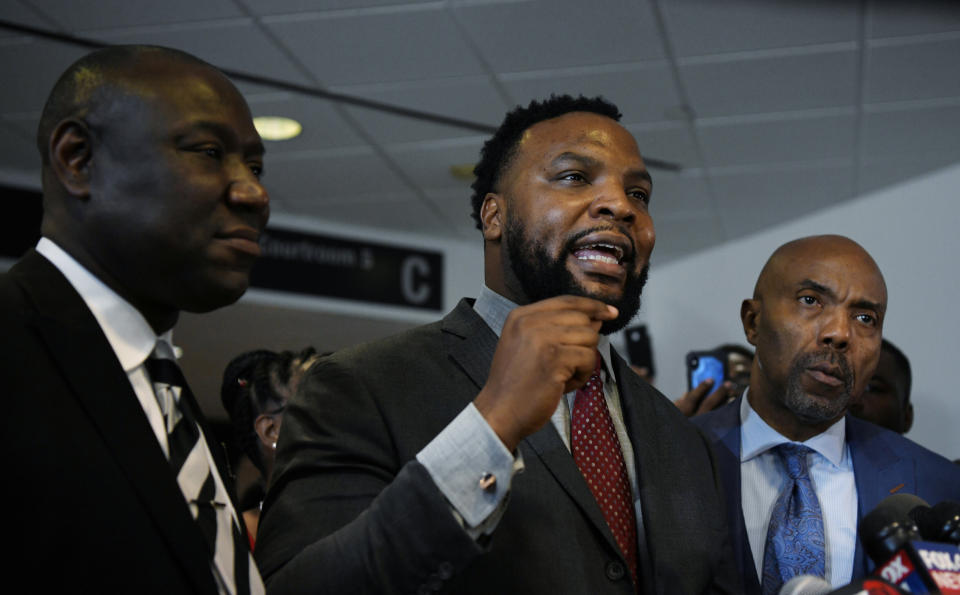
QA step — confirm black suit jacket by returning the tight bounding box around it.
[2,251,233,593]
[256,299,740,595]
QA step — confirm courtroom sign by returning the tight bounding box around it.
[250,226,444,311]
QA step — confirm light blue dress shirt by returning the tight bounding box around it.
[739,392,858,588]
[416,286,640,538]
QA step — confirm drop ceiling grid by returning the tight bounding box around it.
[0,0,958,259]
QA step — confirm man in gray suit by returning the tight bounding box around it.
[256,95,739,595]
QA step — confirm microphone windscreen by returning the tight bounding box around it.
[778,574,832,595]
[911,500,960,544]
[859,493,927,562]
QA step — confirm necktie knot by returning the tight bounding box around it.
[776,443,812,480]
[145,355,188,389]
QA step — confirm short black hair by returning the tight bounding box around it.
[881,338,912,404]
[220,346,319,473]
[470,94,622,230]
[36,44,213,164]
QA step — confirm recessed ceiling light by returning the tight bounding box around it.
[253,116,302,141]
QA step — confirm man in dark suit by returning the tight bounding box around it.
[692,235,960,595]
[2,45,269,593]
[255,96,739,594]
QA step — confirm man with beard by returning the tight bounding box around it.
[255,95,740,594]
[692,235,960,595]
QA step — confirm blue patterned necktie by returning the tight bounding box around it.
[761,443,826,595]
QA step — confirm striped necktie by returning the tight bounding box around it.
[146,354,262,595]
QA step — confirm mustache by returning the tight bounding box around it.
[793,349,854,388]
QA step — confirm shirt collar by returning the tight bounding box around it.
[36,238,174,372]
[473,285,613,373]
[739,388,847,467]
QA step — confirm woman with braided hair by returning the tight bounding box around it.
[221,346,321,546]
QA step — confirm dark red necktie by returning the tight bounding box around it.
[571,353,639,588]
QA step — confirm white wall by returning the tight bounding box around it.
[636,163,960,458]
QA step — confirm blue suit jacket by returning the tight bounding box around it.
[693,395,960,594]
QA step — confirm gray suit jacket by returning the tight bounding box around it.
[256,299,740,595]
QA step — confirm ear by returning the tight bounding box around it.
[741,298,760,346]
[254,413,280,450]
[480,193,504,242]
[49,119,94,198]
[902,403,914,434]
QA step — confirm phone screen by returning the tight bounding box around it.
[687,353,725,391]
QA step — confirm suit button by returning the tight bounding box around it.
[605,560,625,581]
[437,562,453,579]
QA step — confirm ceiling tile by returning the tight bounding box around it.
[501,63,682,125]
[646,171,713,219]
[711,164,854,238]
[697,113,856,168]
[0,39,88,113]
[858,153,960,195]
[454,0,663,73]
[662,0,858,57]
[245,93,366,152]
[241,0,436,16]
[262,8,485,86]
[680,49,858,118]
[649,214,725,265]
[1,2,55,37]
[263,147,408,203]
[865,37,960,103]
[335,78,507,144]
[862,103,960,160]
[627,123,701,170]
[869,1,960,38]
[424,187,484,237]
[89,20,310,86]
[27,0,242,30]
[285,195,452,236]
[385,138,484,191]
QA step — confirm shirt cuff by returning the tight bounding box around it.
[416,403,524,531]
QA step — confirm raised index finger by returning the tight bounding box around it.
[526,295,619,320]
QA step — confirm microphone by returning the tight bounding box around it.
[861,494,960,594]
[778,575,907,595]
[859,493,925,563]
[912,501,960,545]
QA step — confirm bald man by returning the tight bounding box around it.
[692,235,960,595]
[1,46,268,593]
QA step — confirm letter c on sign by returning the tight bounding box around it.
[401,256,431,305]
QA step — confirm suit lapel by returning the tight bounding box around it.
[846,416,909,575]
[15,252,217,592]
[441,300,628,568]
[611,352,669,594]
[694,395,760,594]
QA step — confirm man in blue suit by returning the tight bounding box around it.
[693,235,960,595]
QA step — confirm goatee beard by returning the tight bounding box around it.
[782,350,854,424]
[505,217,648,335]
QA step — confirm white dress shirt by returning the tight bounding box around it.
[35,238,264,595]
[739,392,858,588]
